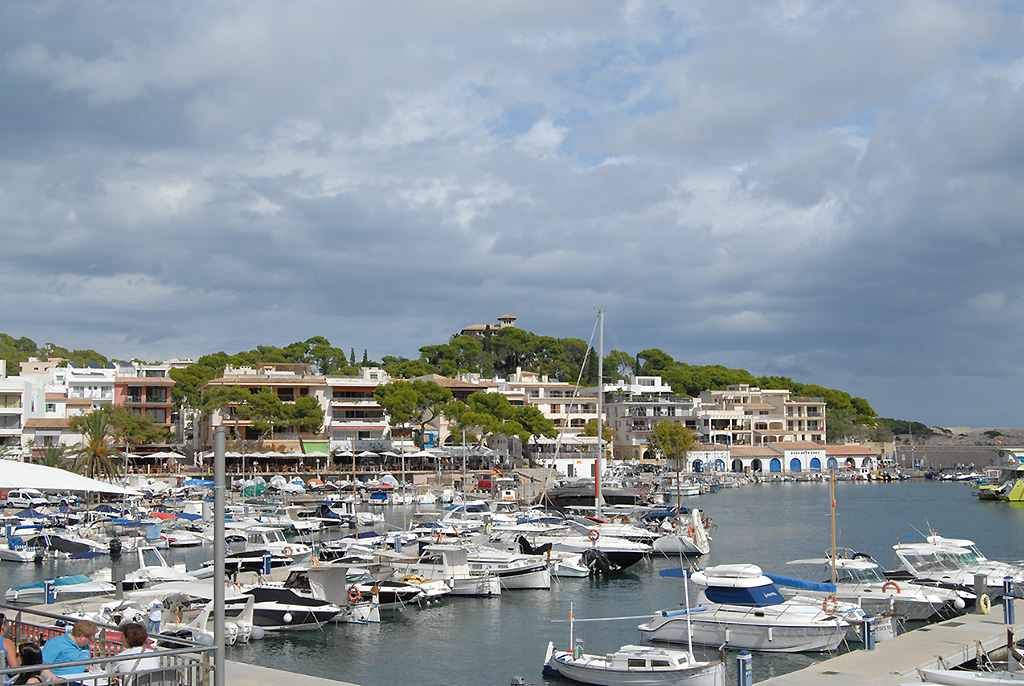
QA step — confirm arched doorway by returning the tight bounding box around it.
[731,459,744,473]
[692,459,704,473]
[789,457,802,472]
[845,457,857,470]
[827,458,838,471]
[769,458,781,473]
[751,459,762,472]
[810,457,821,472]
[714,459,725,472]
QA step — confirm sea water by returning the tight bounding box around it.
[3,480,1022,685]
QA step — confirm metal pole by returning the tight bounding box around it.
[213,426,226,686]
[595,309,604,514]
[737,651,753,686]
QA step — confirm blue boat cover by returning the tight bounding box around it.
[10,574,94,591]
[176,512,203,521]
[765,573,836,593]
[704,582,786,606]
[183,478,214,487]
[659,568,692,578]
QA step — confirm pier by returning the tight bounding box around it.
[758,611,1023,685]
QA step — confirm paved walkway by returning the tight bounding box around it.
[757,611,1022,685]
[227,660,358,686]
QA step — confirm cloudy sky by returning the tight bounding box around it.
[2,1,1023,428]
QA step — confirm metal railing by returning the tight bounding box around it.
[1,602,215,686]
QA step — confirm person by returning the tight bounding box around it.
[146,600,163,634]
[1,613,17,674]
[12,642,54,685]
[110,623,158,681]
[40,620,96,678]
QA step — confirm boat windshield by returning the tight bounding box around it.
[836,566,886,584]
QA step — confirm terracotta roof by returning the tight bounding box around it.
[770,441,826,453]
[728,445,779,457]
[825,444,877,456]
[65,398,93,406]
[116,377,175,385]
[24,417,70,429]
[44,393,66,401]
[413,374,487,391]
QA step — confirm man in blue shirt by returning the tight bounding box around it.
[41,619,97,677]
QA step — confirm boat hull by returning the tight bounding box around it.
[638,607,847,653]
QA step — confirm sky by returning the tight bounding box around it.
[1,1,1023,429]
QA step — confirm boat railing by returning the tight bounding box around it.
[0,601,214,686]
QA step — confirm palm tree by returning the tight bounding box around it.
[69,409,123,482]
[38,445,68,468]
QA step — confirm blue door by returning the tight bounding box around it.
[769,458,781,473]
[789,458,802,472]
[810,457,821,472]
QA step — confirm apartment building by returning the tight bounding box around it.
[114,361,176,433]
[602,375,701,460]
[0,361,23,449]
[698,384,826,445]
[325,367,391,453]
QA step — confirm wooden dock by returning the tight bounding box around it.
[757,611,1022,685]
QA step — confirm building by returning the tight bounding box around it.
[0,361,24,449]
[114,361,176,435]
[698,384,826,445]
[325,367,391,453]
[458,314,517,340]
[603,375,701,460]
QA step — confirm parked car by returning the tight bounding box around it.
[3,488,50,509]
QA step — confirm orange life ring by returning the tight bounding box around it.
[348,586,361,602]
[822,594,839,615]
[687,526,695,537]
[282,546,293,557]
[881,580,901,594]
[588,529,600,542]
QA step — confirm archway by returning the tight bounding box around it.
[769,458,781,473]
[827,458,838,471]
[751,459,762,472]
[810,457,821,472]
[731,459,744,473]
[692,459,704,473]
[845,457,857,470]
[789,457,802,472]
[714,459,725,472]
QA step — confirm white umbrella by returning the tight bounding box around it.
[0,459,141,495]
[356,450,378,458]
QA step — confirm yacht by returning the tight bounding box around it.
[889,534,1024,593]
[638,564,854,652]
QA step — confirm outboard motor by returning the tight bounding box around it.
[581,548,613,575]
[109,538,123,557]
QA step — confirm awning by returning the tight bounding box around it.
[0,459,141,495]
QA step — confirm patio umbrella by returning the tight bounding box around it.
[0,459,141,495]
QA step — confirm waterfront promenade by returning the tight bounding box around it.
[227,660,358,686]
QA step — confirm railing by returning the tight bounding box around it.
[0,603,214,686]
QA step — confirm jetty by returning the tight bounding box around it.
[758,610,1023,685]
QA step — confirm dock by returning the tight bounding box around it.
[227,660,358,686]
[758,611,1022,685]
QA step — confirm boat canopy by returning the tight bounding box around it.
[765,573,837,594]
[9,574,94,591]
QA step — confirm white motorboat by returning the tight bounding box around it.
[132,580,262,644]
[918,668,1024,685]
[277,566,380,624]
[891,534,1024,593]
[379,544,501,596]
[244,585,343,630]
[639,564,852,653]
[93,545,198,589]
[780,552,968,620]
[5,574,116,603]
[543,642,725,686]
[466,545,551,590]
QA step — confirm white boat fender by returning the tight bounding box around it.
[283,612,293,624]
[250,626,265,640]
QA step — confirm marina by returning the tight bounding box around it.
[2,478,1024,685]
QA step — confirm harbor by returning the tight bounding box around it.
[2,477,1023,685]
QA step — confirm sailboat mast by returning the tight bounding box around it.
[595,309,604,513]
[830,465,836,584]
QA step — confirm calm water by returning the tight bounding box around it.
[4,480,1023,685]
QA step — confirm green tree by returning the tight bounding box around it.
[68,409,124,482]
[374,380,453,448]
[103,404,170,451]
[580,418,615,443]
[647,421,697,465]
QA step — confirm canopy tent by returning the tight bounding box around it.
[0,459,141,495]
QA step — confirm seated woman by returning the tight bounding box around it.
[111,623,159,679]
[12,642,55,685]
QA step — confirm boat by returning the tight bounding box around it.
[917,669,1024,685]
[638,564,853,652]
[243,585,343,630]
[543,642,725,686]
[651,509,712,557]
[545,602,725,686]
[378,544,501,596]
[889,533,1024,593]
[779,551,969,620]
[533,480,647,511]
[5,574,116,603]
[93,545,198,590]
[466,545,551,590]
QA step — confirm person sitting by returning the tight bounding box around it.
[1,613,17,674]
[110,622,159,680]
[41,620,96,678]
[12,642,55,685]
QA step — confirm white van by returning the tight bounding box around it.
[4,489,50,509]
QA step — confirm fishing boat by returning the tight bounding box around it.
[638,564,853,652]
[545,603,725,686]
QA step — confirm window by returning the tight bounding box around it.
[45,403,56,413]
[148,388,167,402]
